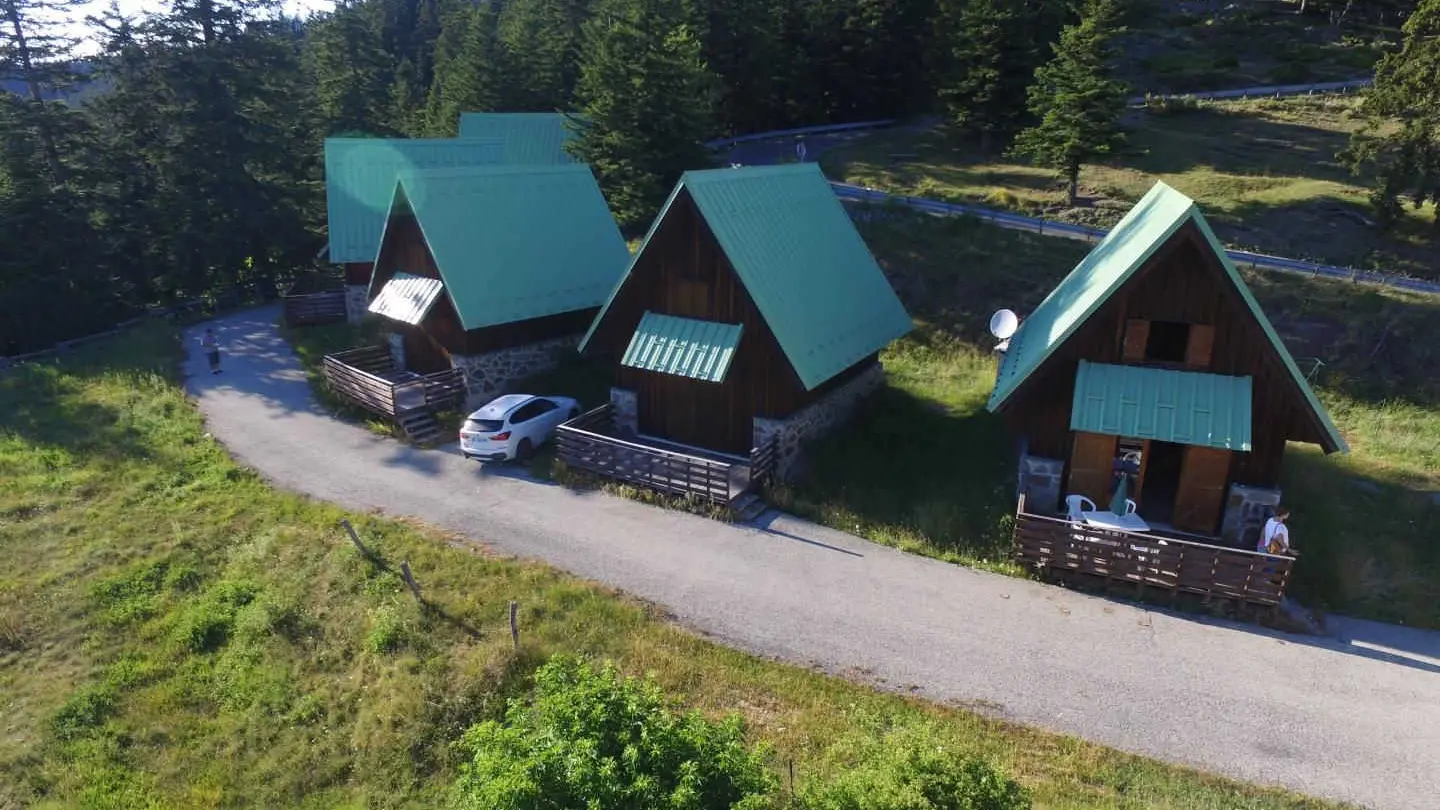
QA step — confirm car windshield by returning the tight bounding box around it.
[463,419,505,433]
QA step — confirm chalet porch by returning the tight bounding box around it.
[555,403,778,514]
[321,346,466,443]
[1013,494,1294,617]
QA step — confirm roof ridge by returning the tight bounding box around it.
[681,162,819,184]
[396,163,588,180]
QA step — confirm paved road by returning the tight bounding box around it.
[186,308,1440,810]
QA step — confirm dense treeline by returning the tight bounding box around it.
[0,0,1430,355]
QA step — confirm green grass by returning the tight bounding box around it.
[823,96,1438,279]
[778,208,1440,628]
[1120,0,1394,93]
[0,324,1363,809]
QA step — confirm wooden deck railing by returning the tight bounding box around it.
[321,346,465,417]
[556,404,741,504]
[749,436,779,484]
[1012,499,1293,609]
[283,290,347,327]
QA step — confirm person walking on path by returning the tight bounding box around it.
[201,328,222,374]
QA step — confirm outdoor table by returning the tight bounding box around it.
[1081,510,1151,534]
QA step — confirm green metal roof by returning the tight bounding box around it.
[368,272,444,325]
[987,180,1348,454]
[582,163,912,390]
[621,312,743,382]
[456,112,578,164]
[1071,361,1253,451]
[324,137,505,264]
[379,164,629,331]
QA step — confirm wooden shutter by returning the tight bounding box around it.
[1185,324,1216,370]
[1123,319,1150,362]
[1067,431,1117,506]
[1172,445,1232,534]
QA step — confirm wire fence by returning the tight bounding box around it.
[830,183,1440,296]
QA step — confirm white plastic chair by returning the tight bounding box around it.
[1064,494,1096,521]
[1121,498,1138,515]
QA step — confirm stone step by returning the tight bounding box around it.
[730,492,768,522]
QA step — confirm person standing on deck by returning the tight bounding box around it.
[201,328,222,374]
[1259,506,1292,555]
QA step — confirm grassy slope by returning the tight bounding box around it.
[823,97,1437,279]
[774,209,1440,628]
[0,328,1360,809]
[1119,0,1392,94]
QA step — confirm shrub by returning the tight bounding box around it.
[450,655,777,810]
[1142,93,1203,116]
[169,579,259,654]
[798,724,1029,810]
[51,685,119,741]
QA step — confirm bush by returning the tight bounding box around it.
[1142,93,1203,116]
[798,724,1030,810]
[450,655,777,810]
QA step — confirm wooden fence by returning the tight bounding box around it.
[556,404,740,504]
[321,346,465,418]
[282,290,347,327]
[1012,500,1293,609]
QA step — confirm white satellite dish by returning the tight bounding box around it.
[989,309,1019,340]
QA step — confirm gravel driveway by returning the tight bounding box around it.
[184,307,1440,810]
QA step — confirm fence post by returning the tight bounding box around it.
[400,561,422,601]
[341,519,370,557]
[509,600,519,649]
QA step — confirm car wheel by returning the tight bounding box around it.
[516,438,533,461]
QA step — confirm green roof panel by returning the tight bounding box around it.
[1071,361,1253,451]
[324,137,505,264]
[386,164,629,330]
[456,112,578,164]
[986,180,1348,454]
[584,163,912,391]
[368,272,444,325]
[621,312,743,382]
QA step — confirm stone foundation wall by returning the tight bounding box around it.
[1221,483,1282,548]
[345,285,369,324]
[449,334,579,410]
[752,363,885,482]
[387,332,405,371]
[1018,454,1065,516]
[610,387,638,435]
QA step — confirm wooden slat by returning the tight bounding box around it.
[1013,511,1292,607]
[283,290,347,326]
[556,405,738,504]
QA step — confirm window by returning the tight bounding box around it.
[1144,321,1191,364]
[509,399,556,424]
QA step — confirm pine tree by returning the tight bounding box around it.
[1009,0,1128,205]
[308,0,391,136]
[1343,0,1439,233]
[1,0,86,182]
[497,0,591,110]
[938,0,1041,151]
[570,0,719,226]
[389,56,424,134]
[425,0,503,134]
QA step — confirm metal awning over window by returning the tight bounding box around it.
[367,272,444,325]
[620,311,743,383]
[1070,360,1252,451]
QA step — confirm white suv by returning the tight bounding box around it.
[459,394,581,462]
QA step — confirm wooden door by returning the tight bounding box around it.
[1067,431,1117,506]
[1173,445,1231,534]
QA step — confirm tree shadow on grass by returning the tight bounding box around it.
[1123,105,1357,181]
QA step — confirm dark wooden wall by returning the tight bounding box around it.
[344,262,371,286]
[370,212,595,363]
[999,222,1332,489]
[587,190,876,454]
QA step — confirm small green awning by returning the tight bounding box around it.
[621,311,743,383]
[1071,361,1253,451]
[368,272,444,325]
